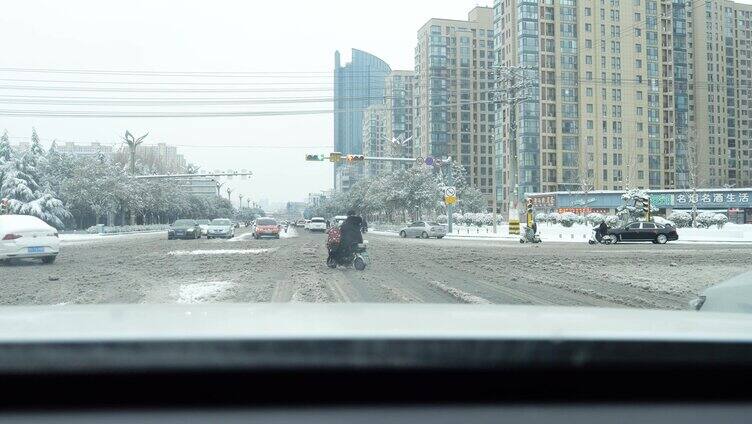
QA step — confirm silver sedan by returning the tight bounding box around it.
[398,221,447,239]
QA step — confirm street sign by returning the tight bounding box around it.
[416,157,424,165]
[434,158,443,167]
[425,156,434,166]
[329,152,342,162]
[444,187,456,197]
[444,196,457,205]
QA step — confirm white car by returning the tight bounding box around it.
[331,215,348,228]
[206,218,235,239]
[308,217,327,232]
[0,215,60,264]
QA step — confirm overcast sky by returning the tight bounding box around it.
[1,0,750,208]
[0,0,485,207]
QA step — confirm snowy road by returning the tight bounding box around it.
[3,227,752,309]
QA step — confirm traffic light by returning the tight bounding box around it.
[526,198,534,227]
[305,154,325,161]
[329,152,342,162]
[639,197,651,220]
[346,154,365,162]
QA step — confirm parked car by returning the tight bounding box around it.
[168,219,201,240]
[196,219,211,236]
[206,219,234,239]
[308,217,327,232]
[399,221,447,239]
[0,215,60,264]
[690,270,752,313]
[607,221,679,244]
[253,218,281,239]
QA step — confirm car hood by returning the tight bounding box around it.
[0,304,751,343]
[170,225,194,230]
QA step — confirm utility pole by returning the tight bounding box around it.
[492,65,537,221]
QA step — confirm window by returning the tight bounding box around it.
[635,43,641,53]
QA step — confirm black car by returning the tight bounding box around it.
[607,221,679,244]
[167,219,202,240]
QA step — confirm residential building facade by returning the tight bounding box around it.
[333,48,391,191]
[362,105,388,177]
[414,6,497,206]
[384,70,415,160]
[493,0,752,210]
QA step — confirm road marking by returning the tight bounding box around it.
[177,281,233,304]
[168,248,277,256]
[428,281,491,304]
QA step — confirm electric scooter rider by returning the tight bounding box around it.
[336,210,363,262]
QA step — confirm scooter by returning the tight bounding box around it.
[327,241,369,271]
[588,228,617,245]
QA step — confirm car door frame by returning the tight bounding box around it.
[409,222,423,237]
[639,222,658,241]
[621,222,641,241]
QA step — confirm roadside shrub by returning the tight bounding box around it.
[559,212,577,227]
[604,215,620,227]
[535,212,548,223]
[86,224,170,234]
[452,212,463,225]
[713,213,728,229]
[436,214,448,224]
[547,212,561,224]
[668,211,692,228]
[586,213,605,226]
[694,212,717,229]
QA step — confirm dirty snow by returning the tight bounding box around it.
[177,281,234,304]
[168,248,277,256]
[429,281,491,304]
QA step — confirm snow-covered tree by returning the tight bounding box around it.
[0,130,11,162]
[617,189,658,222]
[604,215,620,227]
[0,152,70,228]
[713,213,728,229]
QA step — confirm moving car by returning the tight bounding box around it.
[399,221,446,239]
[206,219,234,239]
[0,214,59,264]
[196,219,211,236]
[308,217,327,232]
[607,221,679,244]
[168,219,201,240]
[253,217,281,239]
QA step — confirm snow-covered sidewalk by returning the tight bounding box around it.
[59,231,164,244]
[371,223,752,244]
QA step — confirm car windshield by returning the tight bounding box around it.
[3,0,752,366]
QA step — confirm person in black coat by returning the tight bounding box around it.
[337,211,363,260]
[597,221,609,242]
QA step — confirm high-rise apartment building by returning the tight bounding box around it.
[333,49,391,191]
[384,70,415,160]
[414,7,497,206]
[362,105,388,177]
[493,0,752,208]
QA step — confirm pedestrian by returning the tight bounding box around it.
[597,220,608,242]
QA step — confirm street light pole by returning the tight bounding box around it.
[238,194,243,210]
[226,187,232,201]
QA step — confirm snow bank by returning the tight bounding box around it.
[168,248,277,256]
[177,281,233,304]
[428,281,491,304]
[59,231,163,244]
